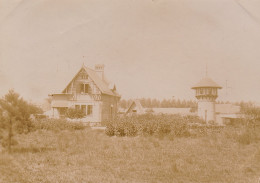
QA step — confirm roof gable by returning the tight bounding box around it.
[62,65,120,97]
[126,100,145,114]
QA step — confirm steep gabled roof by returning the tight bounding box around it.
[191,77,222,89]
[126,99,145,114]
[62,65,120,97]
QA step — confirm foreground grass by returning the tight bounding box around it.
[0,127,260,183]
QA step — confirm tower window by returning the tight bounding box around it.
[212,88,217,95]
[200,88,203,94]
[209,88,212,95]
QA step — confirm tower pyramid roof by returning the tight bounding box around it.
[191,77,222,89]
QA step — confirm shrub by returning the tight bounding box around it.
[242,106,260,127]
[32,119,86,131]
[237,127,259,145]
[1,136,18,148]
[65,107,85,119]
[183,115,205,124]
[227,118,246,127]
[14,120,35,134]
[123,120,137,136]
[105,114,191,138]
[105,122,115,136]
[171,120,189,137]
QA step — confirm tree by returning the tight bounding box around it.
[160,99,168,108]
[140,98,146,107]
[151,98,160,108]
[0,89,42,153]
[242,106,260,127]
[146,98,152,108]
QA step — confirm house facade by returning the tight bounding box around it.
[49,64,120,122]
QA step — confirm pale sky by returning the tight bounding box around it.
[0,0,260,103]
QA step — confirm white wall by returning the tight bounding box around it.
[198,101,216,123]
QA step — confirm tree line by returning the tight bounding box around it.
[119,98,258,109]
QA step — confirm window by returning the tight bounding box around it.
[87,105,93,115]
[208,88,212,95]
[75,105,80,110]
[200,88,203,94]
[80,84,89,94]
[212,88,217,95]
[82,75,88,79]
[74,105,87,116]
[81,105,86,115]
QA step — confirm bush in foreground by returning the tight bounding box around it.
[105,114,201,137]
[237,127,260,145]
[32,119,86,131]
[65,107,85,119]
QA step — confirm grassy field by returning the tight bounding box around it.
[0,126,260,183]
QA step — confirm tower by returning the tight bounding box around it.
[191,77,222,123]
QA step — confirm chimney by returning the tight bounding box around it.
[95,64,105,80]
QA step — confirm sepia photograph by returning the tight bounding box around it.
[0,0,260,182]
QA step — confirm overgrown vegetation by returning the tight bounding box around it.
[105,111,260,147]
[243,106,260,127]
[235,106,260,145]
[32,119,86,131]
[65,107,86,119]
[0,90,43,153]
[0,90,88,153]
[0,126,260,183]
[0,90,259,182]
[105,114,205,138]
